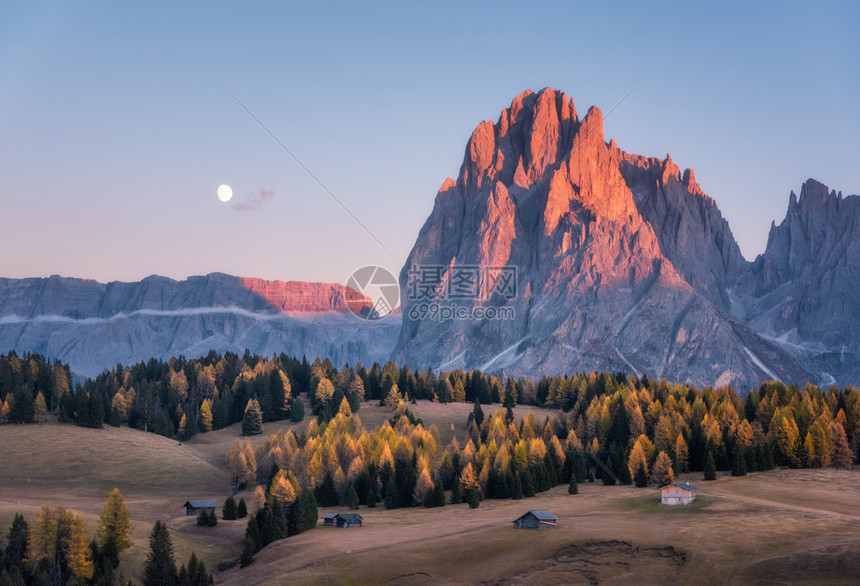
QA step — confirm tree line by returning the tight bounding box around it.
[0,488,211,586]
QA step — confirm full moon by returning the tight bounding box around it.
[217,184,233,202]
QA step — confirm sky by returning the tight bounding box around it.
[1,0,858,285]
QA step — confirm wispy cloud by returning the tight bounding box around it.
[231,187,275,212]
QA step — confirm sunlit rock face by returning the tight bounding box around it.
[0,273,398,377]
[393,88,815,390]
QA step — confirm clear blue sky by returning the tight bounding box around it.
[1,1,857,284]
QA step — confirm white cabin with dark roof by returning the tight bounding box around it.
[660,482,699,505]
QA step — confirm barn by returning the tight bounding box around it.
[321,513,363,528]
[660,482,699,505]
[183,500,217,516]
[513,510,557,529]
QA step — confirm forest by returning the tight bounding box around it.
[1,349,858,570]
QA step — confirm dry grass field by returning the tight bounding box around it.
[1,402,859,585]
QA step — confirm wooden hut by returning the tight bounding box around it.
[660,482,699,505]
[513,510,557,529]
[183,500,217,516]
[321,513,338,526]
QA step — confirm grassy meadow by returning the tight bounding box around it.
[1,400,858,584]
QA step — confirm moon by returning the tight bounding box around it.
[217,184,233,202]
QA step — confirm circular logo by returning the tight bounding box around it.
[344,266,400,320]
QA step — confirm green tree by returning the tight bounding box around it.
[237,498,248,519]
[289,397,305,423]
[568,475,578,495]
[196,510,209,526]
[97,488,132,568]
[242,398,264,436]
[144,521,177,586]
[185,552,213,586]
[703,451,717,481]
[345,483,359,510]
[4,513,29,570]
[634,462,649,488]
[239,536,255,568]
[288,490,318,536]
[222,496,238,520]
[207,509,217,527]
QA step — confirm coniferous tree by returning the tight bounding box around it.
[237,498,248,519]
[223,496,238,520]
[242,398,264,436]
[704,451,717,481]
[731,450,748,477]
[449,474,461,504]
[144,521,177,586]
[33,392,48,423]
[432,478,447,506]
[197,510,209,526]
[288,490,318,536]
[634,462,649,488]
[4,513,29,570]
[97,488,132,568]
[568,475,578,494]
[511,471,524,499]
[239,536,255,568]
[345,483,359,510]
[520,470,536,497]
[207,510,217,527]
[185,551,213,586]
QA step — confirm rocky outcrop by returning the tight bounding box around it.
[0,274,398,377]
[619,151,744,310]
[393,88,811,390]
[745,179,860,383]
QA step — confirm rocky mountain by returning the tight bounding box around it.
[393,87,818,390]
[1,89,855,390]
[743,179,860,385]
[0,273,400,377]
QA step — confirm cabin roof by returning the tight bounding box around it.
[516,510,557,521]
[662,482,699,492]
[321,513,338,519]
[337,514,363,522]
[184,500,218,508]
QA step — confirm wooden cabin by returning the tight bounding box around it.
[321,513,363,528]
[183,500,217,516]
[513,510,557,529]
[660,482,699,505]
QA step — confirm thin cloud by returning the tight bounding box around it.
[231,187,275,211]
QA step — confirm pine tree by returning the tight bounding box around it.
[521,470,536,497]
[97,488,132,567]
[634,462,649,488]
[433,478,447,506]
[242,398,264,436]
[511,471,524,499]
[237,498,248,519]
[197,510,209,526]
[288,490,318,535]
[4,513,29,569]
[467,487,481,508]
[472,399,484,427]
[731,450,747,476]
[207,510,217,527]
[704,451,717,481]
[144,521,177,586]
[568,475,578,495]
[384,479,399,509]
[200,399,213,432]
[223,496,238,520]
[651,451,675,487]
[318,472,338,507]
[290,396,305,422]
[240,536,256,568]
[449,475,461,504]
[33,391,48,423]
[345,483,359,510]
